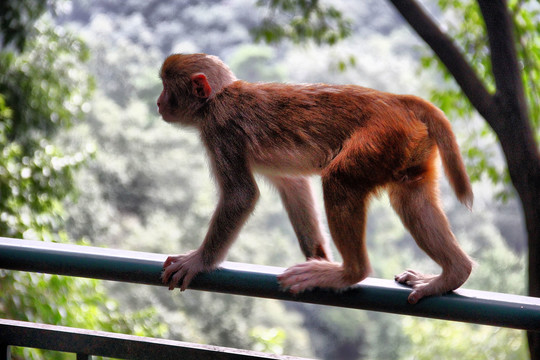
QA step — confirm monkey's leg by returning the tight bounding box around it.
[277,128,390,292]
[389,178,473,304]
[277,175,372,293]
[163,157,260,291]
[268,175,332,261]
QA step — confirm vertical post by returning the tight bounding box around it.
[0,344,10,360]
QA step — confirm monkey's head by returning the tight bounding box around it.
[157,53,237,125]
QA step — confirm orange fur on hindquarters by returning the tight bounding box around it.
[157,53,473,303]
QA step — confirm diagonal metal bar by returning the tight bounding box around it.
[0,319,310,360]
[0,237,539,331]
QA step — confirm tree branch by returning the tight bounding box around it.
[477,0,530,125]
[388,0,496,121]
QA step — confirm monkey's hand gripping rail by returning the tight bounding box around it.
[1,237,539,331]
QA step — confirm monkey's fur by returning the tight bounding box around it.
[158,53,473,304]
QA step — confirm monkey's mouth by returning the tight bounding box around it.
[157,107,168,119]
[158,111,179,124]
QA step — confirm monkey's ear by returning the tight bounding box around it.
[191,73,212,99]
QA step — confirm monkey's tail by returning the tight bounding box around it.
[412,98,474,209]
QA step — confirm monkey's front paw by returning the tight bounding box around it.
[162,250,208,291]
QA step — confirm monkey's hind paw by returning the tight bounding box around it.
[278,260,359,294]
[395,270,448,304]
[394,270,436,286]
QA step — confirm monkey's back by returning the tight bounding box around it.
[208,81,433,176]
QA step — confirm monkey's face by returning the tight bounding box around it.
[157,78,204,126]
[157,80,192,125]
[158,54,237,127]
[157,81,177,122]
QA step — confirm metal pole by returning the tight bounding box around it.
[0,237,539,331]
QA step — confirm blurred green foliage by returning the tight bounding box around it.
[0,17,92,240]
[0,0,48,52]
[421,0,540,200]
[402,319,528,360]
[0,4,167,360]
[254,0,352,45]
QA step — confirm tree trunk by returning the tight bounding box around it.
[477,3,540,357]
[494,99,540,358]
[389,0,540,357]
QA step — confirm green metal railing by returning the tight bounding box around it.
[1,236,539,358]
[0,318,309,360]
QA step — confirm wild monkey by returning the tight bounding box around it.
[158,53,473,304]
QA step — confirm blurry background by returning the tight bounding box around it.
[0,0,535,359]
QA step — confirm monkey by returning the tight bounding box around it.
[158,53,473,304]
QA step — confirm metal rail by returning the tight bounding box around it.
[0,318,309,360]
[1,237,539,331]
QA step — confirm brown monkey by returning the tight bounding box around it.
[158,53,473,304]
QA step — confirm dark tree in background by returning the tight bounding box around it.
[389,2,539,357]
